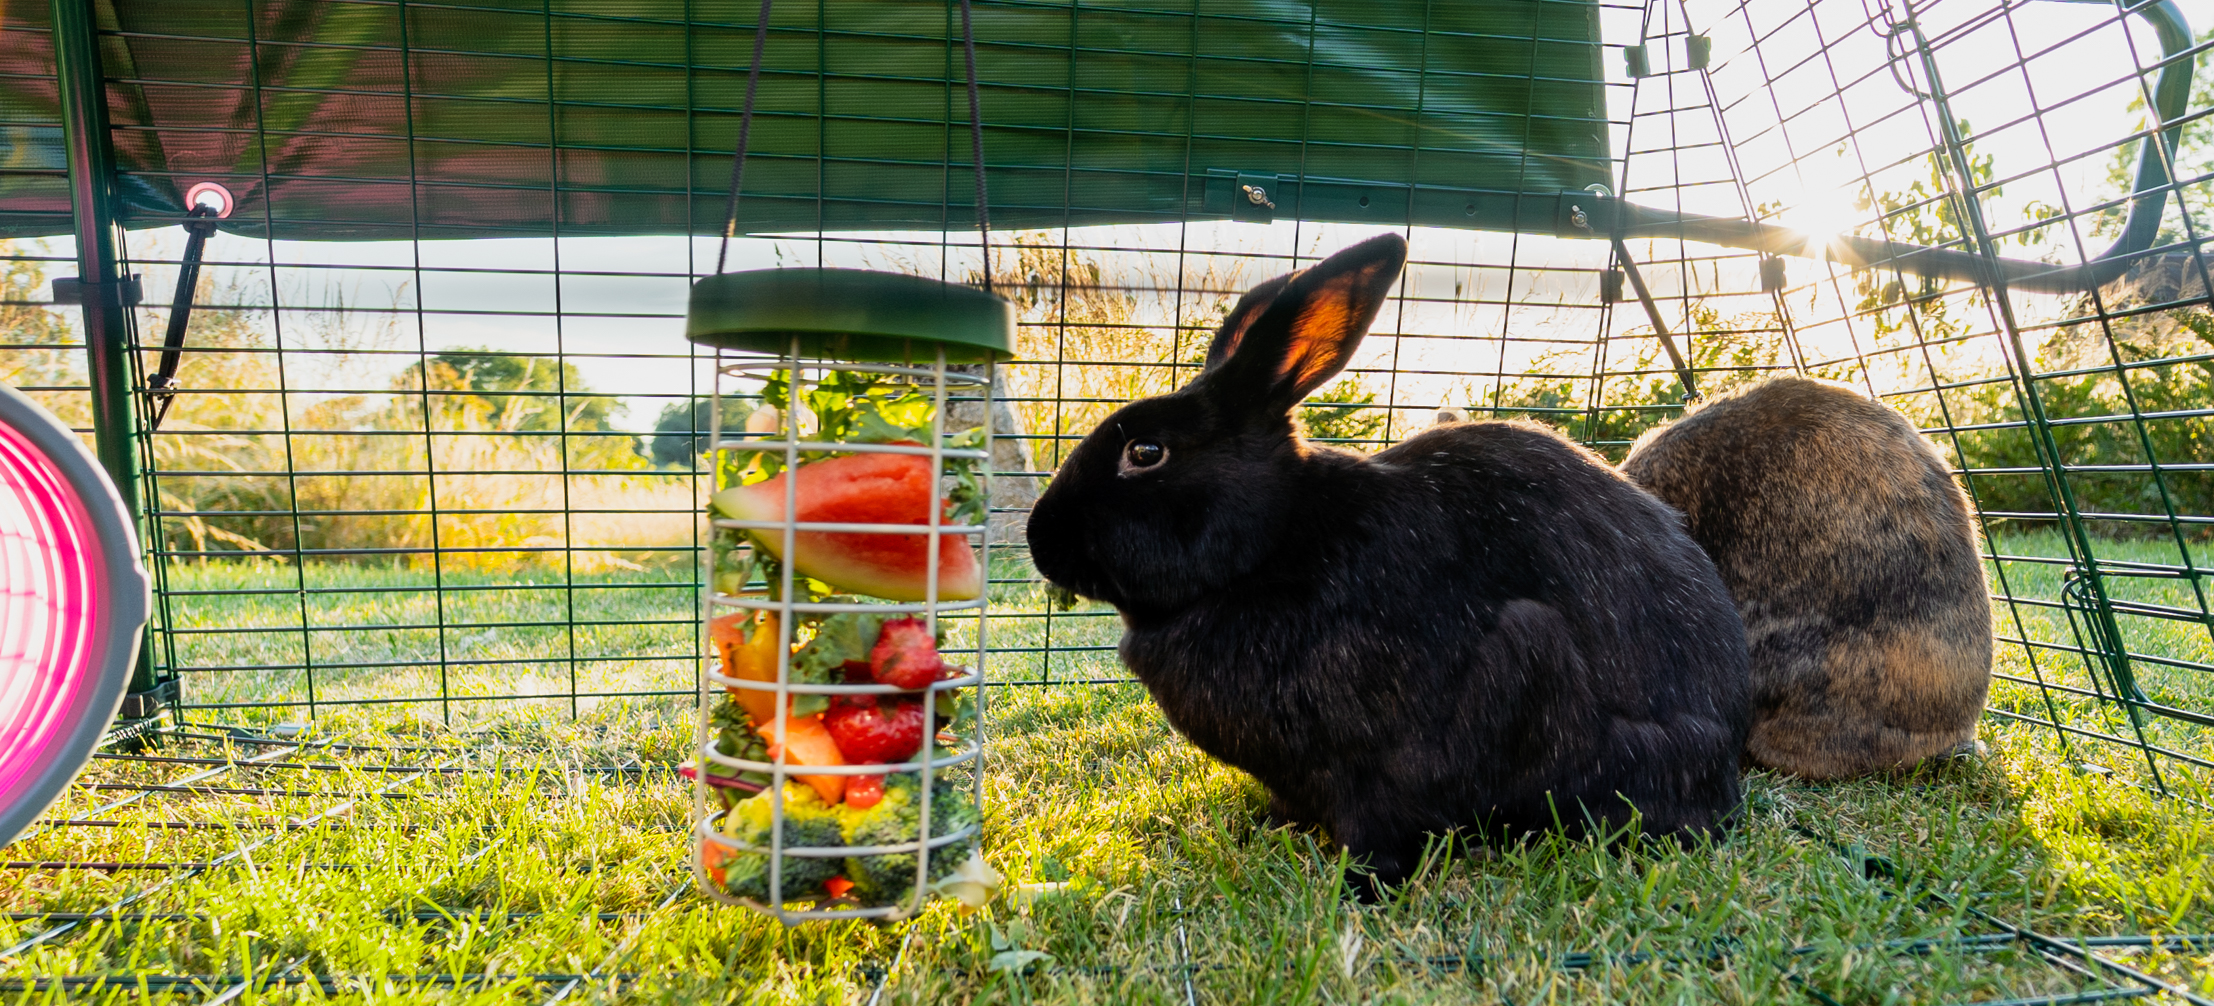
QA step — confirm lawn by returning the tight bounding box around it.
[3,535,2212,1004]
[1979,527,2213,788]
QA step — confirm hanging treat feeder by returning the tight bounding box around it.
[682,0,1009,922]
[684,269,1013,923]
[0,381,149,846]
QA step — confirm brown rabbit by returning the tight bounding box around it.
[1620,376,1992,779]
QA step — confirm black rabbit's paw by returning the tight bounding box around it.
[1258,794,1320,833]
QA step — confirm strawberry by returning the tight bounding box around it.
[822,696,926,764]
[869,617,945,690]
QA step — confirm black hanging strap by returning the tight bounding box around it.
[958,0,992,292]
[713,0,775,276]
[147,205,222,431]
[712,0,993,289]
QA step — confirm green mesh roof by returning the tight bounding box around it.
[0,0,1609,240]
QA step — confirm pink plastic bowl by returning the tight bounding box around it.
[0,382,147,847]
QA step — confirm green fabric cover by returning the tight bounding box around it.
[0,0,1608,240]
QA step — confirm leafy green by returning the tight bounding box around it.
[761,369,945,447]
[846,388,936,445]
[708,525,754,598]
[941,425,989,528]
[707,700,773,793]
[933,685,974,727]
[791,611,892,685]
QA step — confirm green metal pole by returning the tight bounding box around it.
[52,0,163,707]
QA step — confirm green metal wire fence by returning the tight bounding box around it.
[1,0,2213,996]
[0,0,2207,766]
[0,0,2208,776]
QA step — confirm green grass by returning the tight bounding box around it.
[153,562,704,723]
[154,550,1109,726]
[4,547,2212,1003]
[1980,527,2214,787]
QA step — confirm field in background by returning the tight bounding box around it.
[154,564,702,722]
[163,526,2210,759]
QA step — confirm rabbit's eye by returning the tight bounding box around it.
[1120,439,1167,473]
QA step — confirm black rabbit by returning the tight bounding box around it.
[1620,376,1992,779]
[1025,234,1751,898]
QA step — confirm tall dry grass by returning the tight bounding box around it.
[144,282,695,573]
[990,233,1246,471]
[0,240,91,428]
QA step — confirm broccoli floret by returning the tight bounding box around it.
[842,773,981,905]
[714,784,845,903]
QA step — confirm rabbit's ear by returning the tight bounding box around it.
[1203,274,1293,372]
[1207,233,1407,413]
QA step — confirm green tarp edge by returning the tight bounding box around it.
[0,0,1610,241]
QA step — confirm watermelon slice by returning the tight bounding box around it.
[712,451,982,601]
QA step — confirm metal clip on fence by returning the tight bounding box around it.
[2061,570,2150,727]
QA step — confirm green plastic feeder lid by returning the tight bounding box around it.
[685,268,1015,364]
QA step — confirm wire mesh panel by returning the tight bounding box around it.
[1659,0,2214,790]
[0,0,2207,771]
[3,0,2214,997]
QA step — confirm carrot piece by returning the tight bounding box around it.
[708,612,749,646]
[758,713,848,804]
[700,835,737,888]
[824,876,855,899]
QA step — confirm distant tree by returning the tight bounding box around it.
[642,396,759,468]
[397,349,624,434]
